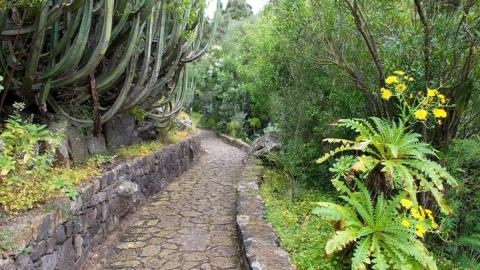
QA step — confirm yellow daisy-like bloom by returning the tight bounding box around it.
[411,208,425,221]
[408,76,415,81]
[416,224,427,237]
[394,70,405,76]
[401,219,410,228]
[385,76,399,85]
[427,88,438,97]
[381,88,392,100]
[400,199,413,209]
[432,108,448,118]
[414,109,428,121]
[425,209,432,215]
[395,83,407,93]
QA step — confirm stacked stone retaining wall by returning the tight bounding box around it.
[0,135,201,270]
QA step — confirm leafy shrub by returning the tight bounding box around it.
[129,107,146,125]
[0,107,62,177]
[227,119,243,138]
[313,180,438,270]
[431,139,480,268]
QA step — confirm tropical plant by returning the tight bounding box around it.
[0,0,220,132]
[316,117,457,214]
[313,180,438,270]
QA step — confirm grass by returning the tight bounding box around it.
[260,169,348,270]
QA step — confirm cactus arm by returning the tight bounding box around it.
[20,2,49,99]
[49,0,114,88]
[39,0,93,80]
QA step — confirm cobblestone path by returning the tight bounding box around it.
[87,131,246,270]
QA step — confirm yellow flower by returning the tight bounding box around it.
[427,88,438,97]
[409,93,414,99]
[411,208,425,221]
[400,199,413,209]
[395,83,407,93]
[408,76,415,81]
[394,70,405,76]
[414,109,428,121]
[425,209,432,215]
[432,108,447,119]
[401,219,411,228]
[416,224,427,237]
[437,120,443,125]
[381,88,392,100]
[432,222,439,229]
[440,98,446,104]
[385,76,399,85]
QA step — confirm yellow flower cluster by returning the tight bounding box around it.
[399,199,439,238]
[380,70,450,125]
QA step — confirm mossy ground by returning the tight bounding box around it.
[0,129,196,214]
[259,169,348,270]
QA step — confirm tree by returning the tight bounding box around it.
[224,0,253,20]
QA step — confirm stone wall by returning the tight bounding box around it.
[0,135,201,270]
[236,161,296,270]
[216,133,251,152]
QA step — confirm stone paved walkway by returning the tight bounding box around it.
[86,131,246,270]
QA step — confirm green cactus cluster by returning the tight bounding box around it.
[0,0,219,129]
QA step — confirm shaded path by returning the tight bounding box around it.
[86,131,246,270]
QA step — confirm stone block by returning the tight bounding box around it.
[66,127,89,163]
[86,134,107,155]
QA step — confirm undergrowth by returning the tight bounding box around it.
[0,128,196,214]
[259,169,348,270]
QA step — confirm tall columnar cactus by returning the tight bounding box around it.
[0,0,219,130]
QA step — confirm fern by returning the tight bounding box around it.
[314,181,438,270]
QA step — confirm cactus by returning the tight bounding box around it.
[0,0,220,130]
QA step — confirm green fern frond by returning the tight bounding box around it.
[325,228,360,255]
[352,236,372,270]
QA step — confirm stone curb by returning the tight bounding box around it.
[216,132,251,152]
[236,161,296,270]
[0,134,202,270]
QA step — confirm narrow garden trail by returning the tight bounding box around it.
[87,131,246,270]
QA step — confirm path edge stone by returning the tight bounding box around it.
[0,134,202,270]
[216,132,251,152]
[236,160,296,270]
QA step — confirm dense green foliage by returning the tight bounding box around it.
[193,0,480,269]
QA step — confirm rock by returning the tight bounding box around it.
[104,112,141,149]
[54,226,67,244]
[136,121,157,141]
[175,119,193,130]
[66,126,89,163]
[47,119,70,167]
[40,253,58,270]
[117,181,139,198]
[87,134,107,155]
[55,239,75,270]
[0,258,15,270]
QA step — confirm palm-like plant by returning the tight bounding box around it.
[313,180,437,270]
[316,117,457,214]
